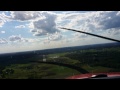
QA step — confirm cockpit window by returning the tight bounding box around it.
[0,11,120,79]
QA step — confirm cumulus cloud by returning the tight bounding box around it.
[32,29,48,36]
[105,28,120,36]
[31,12,60,36]
[15,25,25,28]
[30,29,37,32]
[47,32,63,41]
[56,11,120,41]
[0,12,12,27]
[33,31,47,36]
[8,35,42,44]
[9,35,22,42]
[42,32,63,44]
[8,35,31,43]
[21,39,28,42]
[10,11,41,21]
[94,12,120,29]
[0,38,8,44]
[27,22,34,29]
[58,11,120,31]
[1,11,120,46]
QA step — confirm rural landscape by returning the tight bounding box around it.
[0,42,120,79]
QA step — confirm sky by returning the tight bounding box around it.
[0,11,120,54]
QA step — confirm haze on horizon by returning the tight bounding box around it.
[0,11,120,54]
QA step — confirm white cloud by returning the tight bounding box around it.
[0,12,11,22]
[8,35,37,43]
[103,28,120,36]
[0,38,8,44]
[10,11,41,21]
[15,25,25,28]
[55,11,120,42]
[48,32,63,41]
[27,22,34,29]
[30,12,60,36]
[0,12,12,27]
[9,35,22,42]
[116,11,120,16]
[33,30,47,36]
[0,30,5,34]
[0,20,4,27]
[30,29,37,32]
[1,11,120,54]
[57,11,120,31]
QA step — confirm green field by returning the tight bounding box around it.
[0,46,120,79]
[0,63,80,79]
[81,64,113,73]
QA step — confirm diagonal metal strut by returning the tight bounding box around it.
[60,27,120,43]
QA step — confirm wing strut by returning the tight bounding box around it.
[59,27,120,43]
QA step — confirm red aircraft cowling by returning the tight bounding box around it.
[66,72,120,79]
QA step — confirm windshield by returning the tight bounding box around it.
[0,11,120,79]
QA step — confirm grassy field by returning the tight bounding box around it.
[0,63,80,79]
[81,64,113,73]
